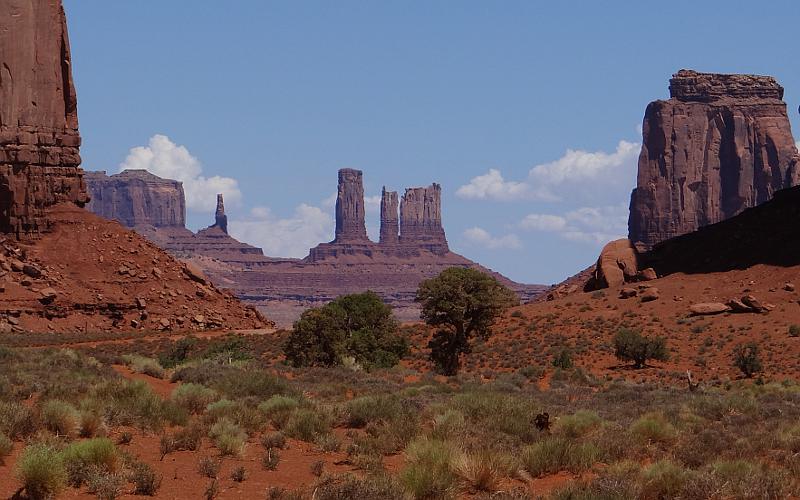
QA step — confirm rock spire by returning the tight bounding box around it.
[379,187,399,245]
[214,194,228,234]
[334,168,368,243]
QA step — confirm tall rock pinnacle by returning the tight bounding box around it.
[0,0,88,235]
[400,183,448,253]
[214,194,228,234]
[334,168,369,243]
[629,69,800,249]
[379,187,399,245]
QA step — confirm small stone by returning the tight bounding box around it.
[193,314,205,324]
[10,259,24,272]
[619,288,637,299]
[135,297,147,310]
[742,295,767,312]
[152,267,162,279]
[39,287,58,305]
[727,299,754,313]
[784,283,795,292]
[183,264,207,285]
[638,268,658,281]
[130,319,140,328]
[22,264,42,278]
[159,318,171,329]
[8,317,19,326]
[640,287,660,302]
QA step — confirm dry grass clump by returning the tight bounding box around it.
[121,355,166,379]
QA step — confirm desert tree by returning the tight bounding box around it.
[612,328,669,369]
[732,342,762,378]
[415,267,518,375]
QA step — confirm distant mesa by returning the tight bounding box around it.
[85,167,545,326]
[629,69,800,250]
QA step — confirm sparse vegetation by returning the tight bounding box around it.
[733,341,763,378]
[613,328,669,368]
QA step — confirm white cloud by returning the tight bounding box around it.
[456,169,532,201]
[457,140,640,202]
[228,204,334,258]
[120,134,242,212]
[519,205,628,246]
[463,227,522,250]
[796,141,800,152]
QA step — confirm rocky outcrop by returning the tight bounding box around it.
[214,194,228,234]
[334,168,368,243]
[85,170,186,228]
[400,184,449,253]
[379,187,399,245]
[629,69,800,250]
[589,239,639,289]
[0,0,89,236]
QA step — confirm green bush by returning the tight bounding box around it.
[551,348,573,370]
[214,370,291,400]
[344,395,404,428]
[41,400,80,437]
[629,413,677,445]
[284,408,331,442]
[208,418,247,456]
[400,438,456,499]
[62,438,120,487]
[172,383,219,414]
[122,355,166,379]
[158,336,198,368]
[733,342,763,378]
[261,432,287,450]
[0,401,35,438]
[88,380,167,430]
[284,291,408,370]
[259,395,301,429]
[612,328,669,368]
[640,460,691,499]
[556,410,602,438]
[16,443,67,499]
[520,437,600,476]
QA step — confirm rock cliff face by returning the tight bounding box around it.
[85,170,186,228]
[379,187,399,245]
[334,168,368,243]
[0,0,88,236]
[399,184,448,254]
[629,69,800,250]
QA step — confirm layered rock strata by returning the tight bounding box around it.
[334,168,369,243]
[85,170,186,228]
[399,184,448,254]
[0,0,89,236]
[629,69,800,250]
[379,188,399,245]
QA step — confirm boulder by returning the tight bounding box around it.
[689,302,730,315]
[638,268,657,281]
[742,295,767,312]
[592,239,639,289]
[619,288,637,299]
[640,287,660,302]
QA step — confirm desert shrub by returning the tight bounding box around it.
[130,461,161,495]
[205,399,264,433]
[202,336,253,362]
[416,268,517,375]
[452,451,512,493]
[261,431,287,449]
[172,383,219,414]
[259,395,301,429]
[314,473,404,500]
[198,456,221,478]
[214,370,291,401]
[0,433,12,464]
[639,460,691,499]
[431,410,466,439]
[169,421,205,452]
[316,433,341,452]
[208,418,247,456]
[262,448,281,470]
[673,427,731,467]
[521,437,600,476]
[16,443,67,500]
[284,408,331,442]
[693,460,790,499]
[79,411,104,438]
[552,348,573,370]
[284,291,408,370]
[121,355,165,379]
[170,361,239,385]
[344,395,404,428]
[448,391,538,441]
[556,410,602,438]
[551,460,640,500]
[41,399,80,437]
[158,336,197,368]
[733,342,763,378]
[88,380,167,430]
[629,413,677,445]
[0,401,35,438]
[400,438,457,499]
[86,469,124,500]
[231,465,247,482]
[612,328,669,368]
[62,438,120,487]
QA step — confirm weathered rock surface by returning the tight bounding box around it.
[590,239,639,289]
[85,170,186,228]
[0,0,89,236]
[399,183,449,254]
[689,302,730,315]
[334,168,369,243]
[379,187,399,245]
[214,194,228,234]
[629,69,800,250]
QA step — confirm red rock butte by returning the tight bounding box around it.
[0,0,88,236]
[628,69,800,250]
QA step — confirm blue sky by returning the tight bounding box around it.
[63,1,800,284]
